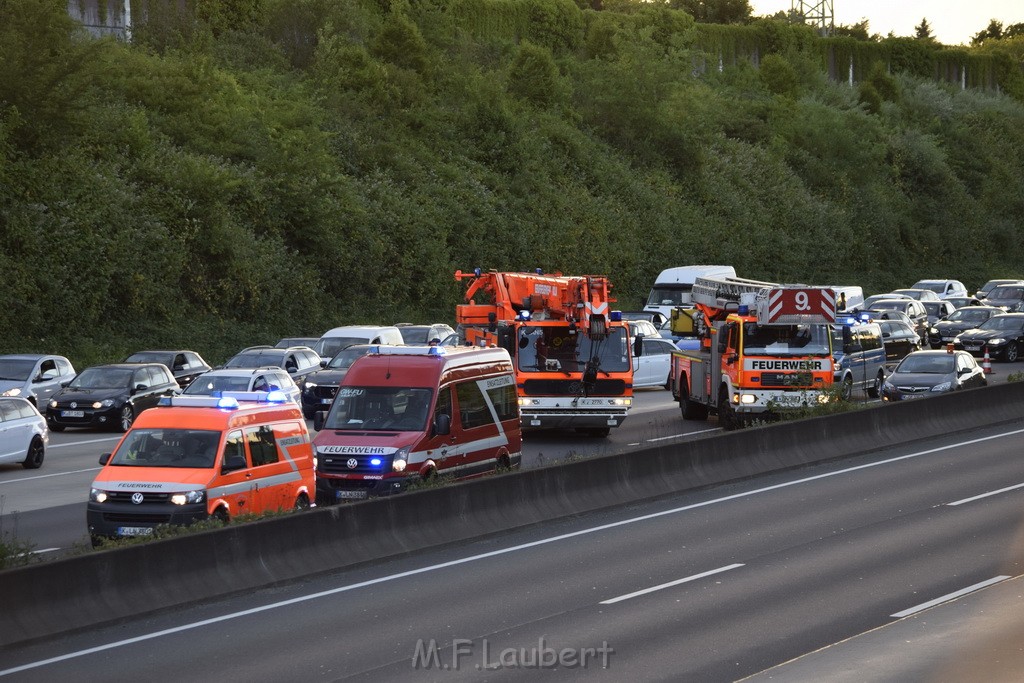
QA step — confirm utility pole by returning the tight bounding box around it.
[791,0,834,36]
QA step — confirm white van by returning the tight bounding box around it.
[644,265,736,323]
[827,286,864,312]
[313,326,404,363]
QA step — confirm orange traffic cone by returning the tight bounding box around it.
[982,345,994,375]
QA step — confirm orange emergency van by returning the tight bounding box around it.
[87,391,315,544]
[312,345,521,503]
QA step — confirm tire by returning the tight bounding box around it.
[496,454,511,472]
[47,419,65,433]
[1003,342,1019,363]
[867,370,884,399]
[293,493,311,511]
[717,385,737,431]
[840,375,853,401]
[118,404,134,432]
[211,506,230,524]
[22,437,44,469]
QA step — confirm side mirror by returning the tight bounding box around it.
[633,336,643,358]
[221,454,247,473]
[434,413,451,436]
[320,359,328,368]
[133,384,148,393]
[519,337,529,349]
[99,452,111,465]
[882,332,891,338]
[313,411,326,432]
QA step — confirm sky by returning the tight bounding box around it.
[749,1,1024,46]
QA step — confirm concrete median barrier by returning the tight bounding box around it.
[3,383,1022,646]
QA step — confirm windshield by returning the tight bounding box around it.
[923,302,946,315]
[948,309,991,323]
[988,286,1024,300]
[515,325,631,373]
[323,387,433,432]
[914,283,945,293]
[70,367,133,389]
[896,355,954,374]
[979,316,1024,332]
[224,351,285,369]
[0,359,35,381]
[327,346,372,369]
[646,286,691,307]
[109,428,220,468]
[314,337,367,359]
[184,374,252,394]
[398,327,432,344]
[742,323,831,357]
[125,352,172,365]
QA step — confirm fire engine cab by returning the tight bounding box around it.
[669,276,836,429]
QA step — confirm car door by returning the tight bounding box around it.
[636,338,674,387]
[31,358,63,406]
[0,400,19,462]
[215,429,259,516]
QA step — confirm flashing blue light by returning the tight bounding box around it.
[158,396,172,406]
[535,268,543,275]
[738,304,750,315]
[859,312,871,321]
[517,310,532,321]
[370,457,382,467]
[428,345,446,356]
[473,267,482,277]
[610,310,622,322]
[845,316,857,325]
[265,390,287,403]
[217,397,240,409]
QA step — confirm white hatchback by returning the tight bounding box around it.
[633,337,679,389]
[912,279,968,300]
[0,397,48,469]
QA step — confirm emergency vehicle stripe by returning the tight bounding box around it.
[407,376,511,465]
[208,471,303,498]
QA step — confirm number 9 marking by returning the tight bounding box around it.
[795,291,810,311]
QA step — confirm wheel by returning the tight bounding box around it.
[867,370,884,398]
[840,375,853,401]
[22,437,44,469]
[293,493,311,511]
[496,454,511,472]
[211,506,230,524]
[47,419,65,433]
[717,385,737,431]
[587,427,611,438]
[1003,342,1019,363]
[118,404,134,432]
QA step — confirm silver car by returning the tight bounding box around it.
[0,354,76,409]
[0,397,48,469]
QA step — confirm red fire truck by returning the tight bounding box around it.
[669,276,836,429]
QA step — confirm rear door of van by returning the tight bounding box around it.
[448,375,518,477]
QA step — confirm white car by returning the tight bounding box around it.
[911,279,968,300]
[633,337,678,389]
[0,397,48,469]
[182,368,301,405]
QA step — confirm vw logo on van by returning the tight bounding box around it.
[131,493,144,504]
[70,402,77,409]
[347,458,358,469]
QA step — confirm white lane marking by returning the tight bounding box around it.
[47,436,121,449]
[29,548,60,555]
[4,426,1024,676]
[0,467,102,486]
[890,576,1010,618]
[948,482,1024,506]
[646,428,720,443]
[600,564,744,605]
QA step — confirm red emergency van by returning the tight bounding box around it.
[312,345,521,502]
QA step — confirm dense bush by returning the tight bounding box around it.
[1,0,1023,369]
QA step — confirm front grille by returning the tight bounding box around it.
[759,373,808,388]
[319,454,394,475]
[106,491,172,503]
[896,386,929,394]
[312,386,338,400]
[521,379,627,396]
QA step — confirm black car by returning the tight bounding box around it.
[865,299,930,341]
[953,313,1024,362]
[881,350,986,402]
[46,363,179,432]
[922,300,956,326]
[300,344,376,418]
[927,306,1002,349]
[222,345,322,389]
[981,284,1024,313]
[123,350,211,389]
[876,319,921,364]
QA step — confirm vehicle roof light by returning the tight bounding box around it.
[217,396,240,409]
[517,310,532,321]
[610,310,623,322]
[369,345,448,357]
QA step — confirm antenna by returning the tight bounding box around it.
[791,0,834,36]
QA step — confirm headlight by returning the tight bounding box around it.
[929,327,938,335]
[392,446,411,473]
[91,399,116,409]
[2,387,22,397]
[303,382,317,391]
[611,397,632,406]
[90,488,109,503]
[988,338,1006,345]
[171,490,205,505]
[49,399,58,408]
[740,394,756,404]
[931,381,952,392]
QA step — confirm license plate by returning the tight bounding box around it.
[772,395,805,406]
[61,410,84,418]
[117,526,154,537]
[577,399,607,406]
[336,490,368,500]
[321,398,332,404]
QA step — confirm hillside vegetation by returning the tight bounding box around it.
[2,0,1023,366]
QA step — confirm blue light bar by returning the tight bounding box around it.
[517,310,532,321]
[370,457,382,466]
[370,345,448,357]
[265,390,287,403]
[158,395,240,409]
[217,396,240,409]
[473,267,482,277]
[610,310,622,322]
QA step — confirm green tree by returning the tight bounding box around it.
[914,17,934,41]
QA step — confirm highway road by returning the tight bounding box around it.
[4,420,1024,680]
[0,388,715,554]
